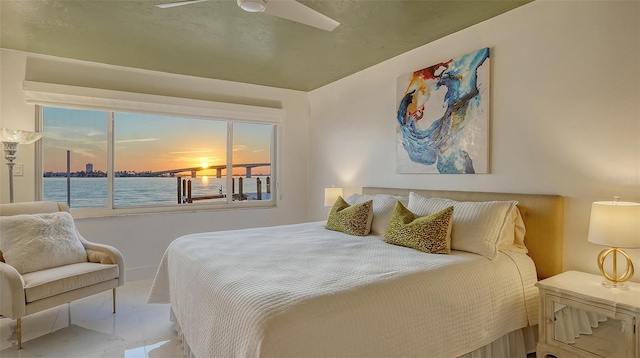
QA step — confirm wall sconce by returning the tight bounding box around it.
[1,128,44,203]
[587,196,640,287]
[324,186,343,207]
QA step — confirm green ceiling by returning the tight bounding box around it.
[1,0,531,91]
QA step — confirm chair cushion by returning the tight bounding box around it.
[22,262,119,303]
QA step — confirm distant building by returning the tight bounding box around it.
[86,163,93,173]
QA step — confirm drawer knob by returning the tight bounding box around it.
[546,318,553,324]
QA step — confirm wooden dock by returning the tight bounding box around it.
[177,176,268,204]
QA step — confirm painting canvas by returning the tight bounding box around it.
[396,48,490,174]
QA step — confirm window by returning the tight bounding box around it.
[113,112,229,208]
[42,107,108,208]
[40,106,277,214]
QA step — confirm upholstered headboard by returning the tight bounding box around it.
[362,187,564,280]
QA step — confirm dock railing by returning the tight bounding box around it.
[177,176,270,204]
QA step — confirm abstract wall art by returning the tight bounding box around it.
[396,48,490,174]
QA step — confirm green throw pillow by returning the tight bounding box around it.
[384,201,454,254]
[326,196,373,236]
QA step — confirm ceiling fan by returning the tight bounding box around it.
[155,0,340,32]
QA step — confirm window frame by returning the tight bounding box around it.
[28,81,283,218]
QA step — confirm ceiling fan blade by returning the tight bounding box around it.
[264,0,339,31]
[156,0,209,9]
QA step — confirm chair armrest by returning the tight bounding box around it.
[80,240,126,287]
[0,262,26,319]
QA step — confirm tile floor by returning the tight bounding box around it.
[0,279,186,358]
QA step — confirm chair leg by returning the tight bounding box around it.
[16,317,21,350]
[13,289,117,350]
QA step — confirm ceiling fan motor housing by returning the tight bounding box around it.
[237,0,267,13]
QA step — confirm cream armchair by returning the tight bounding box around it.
[0,201,125,349]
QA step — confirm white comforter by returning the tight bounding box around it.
[148,221,538,358]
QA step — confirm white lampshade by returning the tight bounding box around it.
[0,128,43,144]
[324,187,343,207]
[1,128,44,203]
[587,200,640,249]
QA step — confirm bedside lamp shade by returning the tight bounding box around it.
[324,187,343,207]
[587,199,640,286]
[588,201,640,248]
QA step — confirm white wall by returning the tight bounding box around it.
[2,0,639,282]
[308,1,640,279]
[0,50,311,280]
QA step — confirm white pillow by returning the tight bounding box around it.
[407,192,517,259]
[346,194,409,236]
[0,212,88,274]
[497,206,528,254]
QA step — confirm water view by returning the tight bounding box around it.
[43,177,271,208]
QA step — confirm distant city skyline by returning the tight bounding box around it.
[43,163,271,178]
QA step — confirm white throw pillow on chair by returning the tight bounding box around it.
[0,211,88,274]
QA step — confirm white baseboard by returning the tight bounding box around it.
[125,265,158,282]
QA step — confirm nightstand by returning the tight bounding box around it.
[536,271,640,358]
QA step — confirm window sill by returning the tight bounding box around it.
[69,200,277,218]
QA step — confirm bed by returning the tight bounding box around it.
[148,187,564,358]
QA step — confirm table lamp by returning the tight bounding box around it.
[587,197,640,287]
[324,187,343,207]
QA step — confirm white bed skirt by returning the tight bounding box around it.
[170,309,537,358]
[459,325,537,358]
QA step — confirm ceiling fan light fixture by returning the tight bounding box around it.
[237,0,266,13]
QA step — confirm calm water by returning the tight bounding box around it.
[43,177,271,208]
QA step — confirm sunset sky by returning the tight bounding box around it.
[43,107,272,176]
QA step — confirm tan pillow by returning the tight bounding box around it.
[326,196,374,236]
[497,206,528,254]
[385,202,454,254]
[86,249,114,264]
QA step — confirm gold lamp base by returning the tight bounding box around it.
[597,247,634,288]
